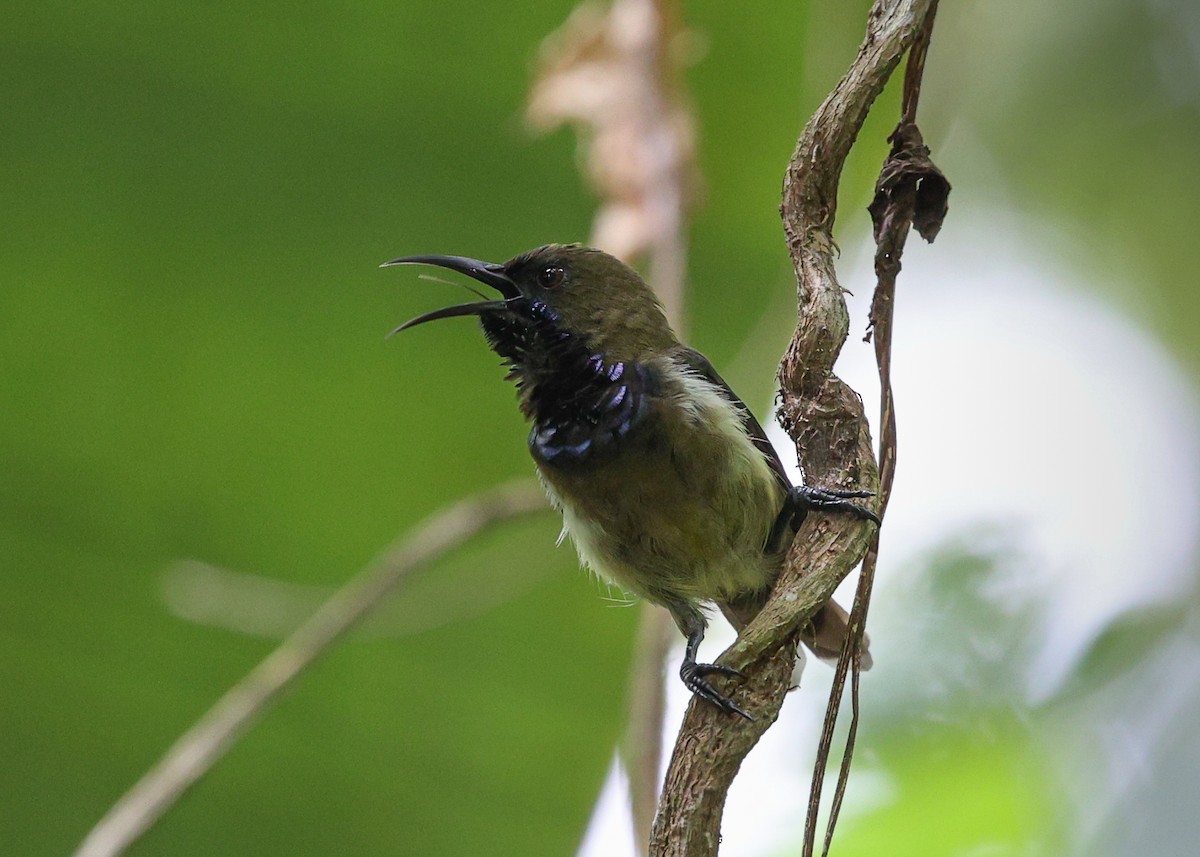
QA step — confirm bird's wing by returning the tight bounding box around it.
[670,346,794,494]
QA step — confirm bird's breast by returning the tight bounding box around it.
[535,357,785,605]
[527,357,657,466]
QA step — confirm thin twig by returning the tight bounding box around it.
[530,3,697,851]
[610,3,693,847]
[648,3,935,855]
[622,604,674,851]
[73,482,549,857]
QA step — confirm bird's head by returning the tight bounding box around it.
[382,244,676,368]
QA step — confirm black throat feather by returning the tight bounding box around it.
[480,299,654,466]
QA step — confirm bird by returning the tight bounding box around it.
[383,244,878,719]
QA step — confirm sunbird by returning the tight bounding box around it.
[384,244,878,718]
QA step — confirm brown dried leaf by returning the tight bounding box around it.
[867,121,951,243]
[527,0,698,267]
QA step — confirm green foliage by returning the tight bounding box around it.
[834,732,1056,857]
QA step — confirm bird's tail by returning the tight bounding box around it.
[719,595,872,671]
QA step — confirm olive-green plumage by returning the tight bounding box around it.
[385,244,876,718]
[538,347,782,607]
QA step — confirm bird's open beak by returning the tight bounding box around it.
[382,254,521,336]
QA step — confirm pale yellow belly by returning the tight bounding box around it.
[536,373,785,608]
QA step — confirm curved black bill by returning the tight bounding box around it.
[380,254,518,299]
[385,298,515,338]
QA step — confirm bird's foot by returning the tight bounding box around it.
[765,484,881,553]
[680,659,753,721]
[791,485,881,526]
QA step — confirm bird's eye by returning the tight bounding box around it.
[537,266,565,289]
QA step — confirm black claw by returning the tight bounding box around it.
[792,485,881,526]
[677,626,753,719]
[681,660,754,720]
[698,662,745,679]
[766,483,881,552]
[819,486,871,497]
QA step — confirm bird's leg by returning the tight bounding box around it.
[765,484,880,554]
[668,601,753,721]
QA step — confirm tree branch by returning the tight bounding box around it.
[811,2,948,852]
[74,482,548,857]
[648,2,936,855]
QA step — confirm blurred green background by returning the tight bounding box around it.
[3,1,1198,855]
